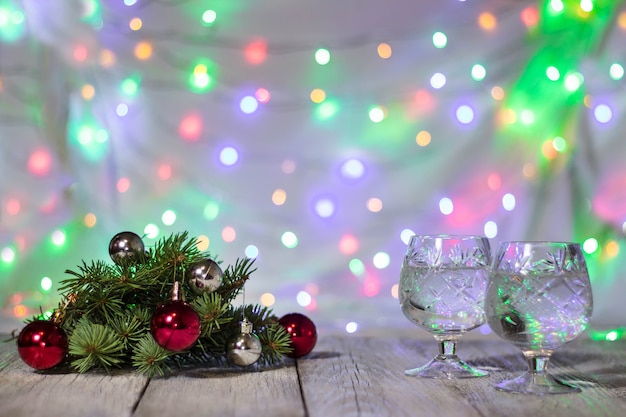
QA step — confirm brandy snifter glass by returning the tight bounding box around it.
[485,241,593,395]
[399,234,492,378]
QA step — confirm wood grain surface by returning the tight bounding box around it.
[1,333,626,417]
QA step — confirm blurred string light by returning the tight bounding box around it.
[179,113,203,141]
[314,197,335,218]
[144,224,159,239]
[219,146,239,166]
[377,42,392,59]
[240,95,259,114]
[471,64,486,81]
[40,277,52,292]
[281,231,298,248]
[201,9,217,26]
[339,234,359,255]
[51,229,66,246]
[260,292,275,307]
[245,244,259,258]
[348,258,365,276]
[432,31,447,48]
[1,246,16,263]
[0,1,25,42]
[345,322,358,333]
[314,48,331,65]
[609,63,624,80]
[0,0,623,337]
[161,209,177,226]
[340,158,365,180]
[439,197,454,215]
[203,201,220,220]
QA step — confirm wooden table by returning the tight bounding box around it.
[2,332,626,417]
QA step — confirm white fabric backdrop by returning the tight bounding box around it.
[1,0,625,333]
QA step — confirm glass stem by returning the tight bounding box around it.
[527,356,549,374]
[434,336,459,361]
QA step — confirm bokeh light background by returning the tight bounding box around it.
[1,0,625,339]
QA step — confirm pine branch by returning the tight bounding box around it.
[68,319,126,373]
[25,231,296,376]
[190,292,233,337]
[109,310,149,350]
[257,323,293,365]
[217,257,257,302]
[132,334,173,377]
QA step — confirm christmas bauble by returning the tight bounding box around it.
[150,301,201,351]
[108,231,145,265]
[187,258,223,295]
[278,313,317,358]
[227,332,262,367]
[17,320,68,370]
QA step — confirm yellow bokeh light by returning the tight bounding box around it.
[310,88,326,103]
[377,42,392,59]
[194,64,208,75]
[196,234,210,251]
[129,17,143,31]
[542,139,558,159]
[583,94,592,108]
[391,284,399,299]
[619,12,626,30]
[84,213,97,228]
[272,188,287,205]
[498,108,517,126]
[605,240,619,258]
[522,163,536,179]
[491,86,505,101]
[366,197,383,212]
[134,41,153,60]
[14,304,27,318]
[81,84,95,100]
[99,49,116,68]
[416,130,431,147]
[260,292,276,306]
[478,12,497,31]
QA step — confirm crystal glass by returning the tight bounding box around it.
[485,241,593,395]
[399,234,492,378]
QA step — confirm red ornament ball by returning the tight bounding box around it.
[278,313,317,358]
[150,301,201,351]
[17,320,68,370]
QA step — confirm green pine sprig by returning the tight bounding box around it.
[131,335,173,377]
[42,231,294,376]
[68,319,126,373]
[257,323,293,365]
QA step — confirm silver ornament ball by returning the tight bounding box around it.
[187,259,223,294]
[108,231,145,265]
[227,332,262,367]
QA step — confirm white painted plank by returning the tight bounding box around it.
[0,337,148,417]
[133,362,304,417]
[299,335,626,417]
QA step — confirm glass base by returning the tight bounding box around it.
[405,355,489,379]
[495,372,581,395]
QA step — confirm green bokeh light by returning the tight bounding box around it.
[121,75,141,97]
[0,1,25,42]
[471,64,486,81]
[314,48,331,65]
[202,9,217,25]
[281,231,298,248]
[349,258,365,276]
[315,100,339,120]
[188,59,217,93]
[203,201,220,220]
[609,63,624,80]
